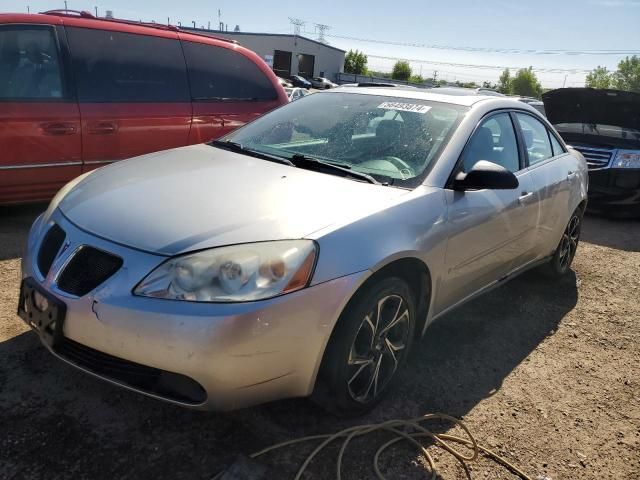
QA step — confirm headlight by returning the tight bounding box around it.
[613,150,640,169]
[134,240,317,302]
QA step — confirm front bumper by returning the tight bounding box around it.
[587,168,640,218]
[21,210,368,410]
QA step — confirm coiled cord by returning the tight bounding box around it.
[214,413,533,479]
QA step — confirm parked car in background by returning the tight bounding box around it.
[543,88,640,218]
[512,96,546,116]
[20,87,587,414]
[431,86,504,97]
[277,76,293,88]
[0,11,288,205]
[310,76,337,89]
[289,75,312,89]
[284,87,309,102]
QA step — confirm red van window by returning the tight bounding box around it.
[182,40,277,101]
[66,27,189,103]
[0,26,64,100]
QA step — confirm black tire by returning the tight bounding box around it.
[313,277,416,416]
[543,207,583,277]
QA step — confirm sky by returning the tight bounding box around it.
[5,0,640,88]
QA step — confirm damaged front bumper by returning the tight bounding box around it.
[20,210,367,410]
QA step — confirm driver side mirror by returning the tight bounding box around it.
[453,160,519,191]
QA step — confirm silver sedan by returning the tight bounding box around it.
[19,87,587,415]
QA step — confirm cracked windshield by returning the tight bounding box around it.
[225,92,466,186]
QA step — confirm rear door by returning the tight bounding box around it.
[65,26,191,171]
[180,38,282,143]
[514,112,574,256]
[0,24,81,204]
[441,111,541,308]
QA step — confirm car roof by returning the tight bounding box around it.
[0,11,238,46]
[330,85,520,107]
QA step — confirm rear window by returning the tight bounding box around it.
[181,41,277,101]
[66,27,190,103]
[0,25,64,100]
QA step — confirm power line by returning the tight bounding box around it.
[366,54,593,74]
[324,32,639,56]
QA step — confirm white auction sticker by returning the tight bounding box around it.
[377,102,432,114]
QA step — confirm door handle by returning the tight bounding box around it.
[518,192,535,205]
[566,171,578,181]
[88,122,117,135]
[42,123,76,135]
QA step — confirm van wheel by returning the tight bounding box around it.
[313,277,415,416]
[544,208,582,277]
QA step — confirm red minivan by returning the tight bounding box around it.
[0,11,288,204]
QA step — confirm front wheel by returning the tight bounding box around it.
[313,277,415,416]
[544,208,582,276]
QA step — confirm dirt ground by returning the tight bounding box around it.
[0,204,638,480]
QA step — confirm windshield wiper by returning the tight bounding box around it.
[289,154,380,185]
[211,140,294,166]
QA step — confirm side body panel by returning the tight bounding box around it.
[0,22,81,204]
[439,170,540,310]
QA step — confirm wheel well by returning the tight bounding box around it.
[578,199,587,215]
[359,258,432,337]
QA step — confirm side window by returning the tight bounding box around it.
[182,41,278,101]
[66,27,189,102]
[461,113,519,173]
[0,26,63,100]
[515,113,553,165]
[549,132,565,156]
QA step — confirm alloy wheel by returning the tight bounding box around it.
[558,214,581,270]
[346,294,410,404]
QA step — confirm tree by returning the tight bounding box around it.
[409,74,424,84]
[585,56,640,92]
[585,66,613,89]
[392,61,411,81]
[511,67,543,98]
[612,55,640,92]
[344,50,368,75]
[498,68,512,94]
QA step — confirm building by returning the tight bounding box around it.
[183,28,346,81]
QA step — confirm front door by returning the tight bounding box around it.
[0,24,81,204]
[64,27,192,172]
[439,112,540,309]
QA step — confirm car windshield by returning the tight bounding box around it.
[219,92,467,187]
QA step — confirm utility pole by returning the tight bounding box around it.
[314,23,330,44]
[64,1,67,12]
[27,5,30,13]
[94,6,98,17]
[563,74,568,88]
[433,70,438,83]
[288,17,305,36]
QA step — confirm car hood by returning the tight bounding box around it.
[59,144,408,255]
[542,88,640,130]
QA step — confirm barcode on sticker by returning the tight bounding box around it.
[377,102,431,114]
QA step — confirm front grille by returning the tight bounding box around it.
[37,224,65,277]
[56,246,122,296]
[55,338,207,404]
[571,145,614,170]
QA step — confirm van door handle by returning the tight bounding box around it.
[88,122,117,135]
[566,171,578,181]
[518,192,535,205]
[42,123,77,135]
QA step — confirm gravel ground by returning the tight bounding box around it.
[0,204,638,480]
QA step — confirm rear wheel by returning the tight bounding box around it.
[313,277,415,416]
[544,208,582,276]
